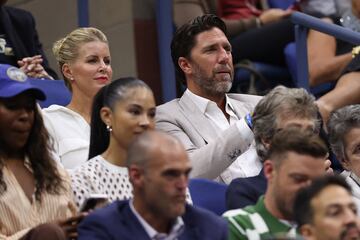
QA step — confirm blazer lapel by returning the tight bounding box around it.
[121,203,152,240]
[227,94,262,117]
[179,93,219,144]
[180,227,199,240]
[179,205,200,240]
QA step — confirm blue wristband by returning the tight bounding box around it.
[245,113,253,130]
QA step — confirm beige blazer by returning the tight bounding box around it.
[156,92,262,181]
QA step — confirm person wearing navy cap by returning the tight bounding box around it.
[0,64,84,240]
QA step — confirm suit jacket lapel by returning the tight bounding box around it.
[121,203,152,240]
[179,93,219,144]
[179,205,199,240]
[228,93,262,116]
[1,6,28,60]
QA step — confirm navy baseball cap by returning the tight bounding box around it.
[0,64,46,100]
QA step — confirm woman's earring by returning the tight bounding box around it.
[106,125,112,132]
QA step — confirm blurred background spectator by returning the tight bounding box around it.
[0,0,57,79]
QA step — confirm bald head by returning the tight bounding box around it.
[126,130,186,168]
[128,131,191,222]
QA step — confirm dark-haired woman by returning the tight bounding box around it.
[71,77,156,208]
[0,64,83,239]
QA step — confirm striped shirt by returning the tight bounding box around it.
[0,159,77,240]
[223,196,297,240]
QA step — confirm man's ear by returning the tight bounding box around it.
[100,106,112,127]
[178,57,192,75]
[129,165,144,188]
[62,63,73,81]
[263,159,274,181]
[299,224,316,240]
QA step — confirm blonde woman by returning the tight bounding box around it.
[42,27,112,169]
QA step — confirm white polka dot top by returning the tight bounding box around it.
[70,155,132,208]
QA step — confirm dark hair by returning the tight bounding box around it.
[171,14,227,84]
[88,77,152,159]
[0,96,66,201]
[267,127,328,166]
[294,175,351,227]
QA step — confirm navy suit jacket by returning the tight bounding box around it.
[0,6,58,79]
[78,200,228,240]
[226,168,267,210]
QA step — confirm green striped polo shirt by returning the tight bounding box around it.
[223,196,297,240]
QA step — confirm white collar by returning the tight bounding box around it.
[185,89,236,116]
[129,200,185,239]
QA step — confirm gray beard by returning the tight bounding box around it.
[192,72,233,98]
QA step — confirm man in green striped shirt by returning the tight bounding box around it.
[223,128,328,239]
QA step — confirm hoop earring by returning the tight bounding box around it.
[106,125,112,132]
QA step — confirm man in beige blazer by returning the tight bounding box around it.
[156,14,262,183]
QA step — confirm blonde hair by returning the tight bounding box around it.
[53,27,108,90]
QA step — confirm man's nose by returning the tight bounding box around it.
[344,208,358,225]
[218,48,231,63]
[176,174,189,189]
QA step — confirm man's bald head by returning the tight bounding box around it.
[127,130,192,221]
[126,130,186,168]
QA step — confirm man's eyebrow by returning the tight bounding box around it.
[202,43,217,50]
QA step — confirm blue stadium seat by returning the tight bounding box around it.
[267,0,296,9]
[189,178,227,216]
[284,42,335,98]
[29,79,71,108]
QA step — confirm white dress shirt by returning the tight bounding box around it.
[42,105,90,169]
[185,89,262,183]
[129,200,185,240]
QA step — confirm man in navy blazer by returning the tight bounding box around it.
[0,0,57,79]
[78,131,228,240]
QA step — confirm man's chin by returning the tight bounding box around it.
[168,204,186,218]
[214,81,232,94]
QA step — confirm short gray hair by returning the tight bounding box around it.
[126,130,182,168]
[327,105,360,161]
[253,86,319,162]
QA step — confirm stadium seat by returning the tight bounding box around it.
[188,178,227,216]
[284,42,335,98]
[29,79,71,108]
[267,0,295,9]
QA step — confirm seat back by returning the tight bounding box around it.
[284,42,335,98]
[188,178,227,216]
[267,0,296,9]
[29,79,71,108]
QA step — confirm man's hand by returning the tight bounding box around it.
[259,9,292,25]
